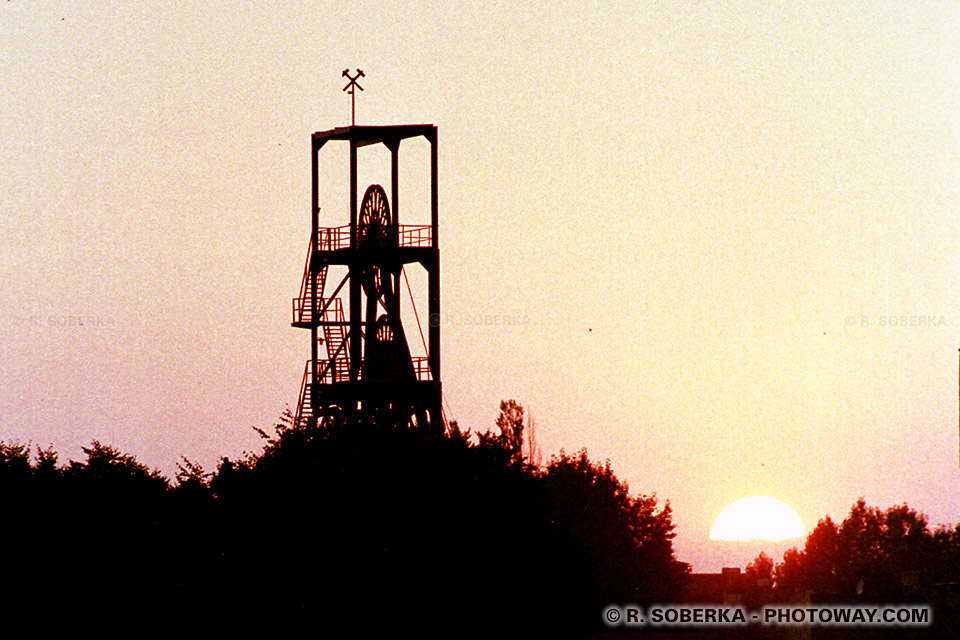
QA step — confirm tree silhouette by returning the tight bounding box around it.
[539,449,689,631]
[203,411,689,636]
[495,398,524,463]
[774,498,957,602]
[744,551,774,607]
[0,407,690,637]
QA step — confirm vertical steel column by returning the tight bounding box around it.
[428,129,440,385]
[389,140,401,320]
[349,137,361,388]
[389,141,399,224]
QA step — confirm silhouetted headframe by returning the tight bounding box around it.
[292,91,441,432]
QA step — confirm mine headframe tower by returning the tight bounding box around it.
[292,124,441,433]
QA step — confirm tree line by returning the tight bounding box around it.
[742,499,960,616]
[7,400,955,635]
[0,401,688,636]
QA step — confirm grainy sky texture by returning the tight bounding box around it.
[1,1,958,571]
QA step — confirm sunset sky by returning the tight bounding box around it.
[2,1,958,572]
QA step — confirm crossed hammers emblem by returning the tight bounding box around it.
[342,68,365,125]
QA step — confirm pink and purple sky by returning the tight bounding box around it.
[2,1,958,572]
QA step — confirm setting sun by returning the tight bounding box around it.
[710,496,807,542]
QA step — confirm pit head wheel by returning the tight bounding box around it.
[358,184,393,248]
[357,184,396,302]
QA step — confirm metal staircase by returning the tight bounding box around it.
[292,230,351,425]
